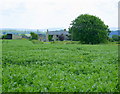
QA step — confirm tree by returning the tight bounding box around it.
[2,34,7,39]
[30,32,38,40]
[59,34,64,41]
[69,14,111,44]
[48,35,53,41]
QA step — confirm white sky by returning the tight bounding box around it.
[0,0,119,29]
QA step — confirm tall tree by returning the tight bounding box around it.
[69,14,111,44]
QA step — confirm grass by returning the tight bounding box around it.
[0,39,2,93]
[2,40,119,92]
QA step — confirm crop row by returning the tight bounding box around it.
[2,40,119,92]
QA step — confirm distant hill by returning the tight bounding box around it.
[0,28,64,32]
[110,27,118,31]
[0,28,45,35]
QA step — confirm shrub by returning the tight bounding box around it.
[112,35,120,41]
[58,34,64,41]
[30,32,38,40]
[31,40,43,44]
[48,35,53,41]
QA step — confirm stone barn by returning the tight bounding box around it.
[46,30,69,41]
[38,34,46,41]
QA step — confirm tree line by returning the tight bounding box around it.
[1,14,120,44]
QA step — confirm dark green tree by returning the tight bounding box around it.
[69,14,111,44]
[30,32,38,40]
[59,34,64,41]
[48,35,53,41]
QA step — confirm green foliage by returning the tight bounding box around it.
[48,35,53,41]
[112,35,120,41]
[69,14,111,44]
[21,34,27,37]
[20,34,26,36]
[51,41,81,44]
[108,37,114,42]
[117,41,120,44]
[58,34,64,41]
[31,40,43,44]
[2,40,118,92]
[30,32,38,40]
[2,34,7,39]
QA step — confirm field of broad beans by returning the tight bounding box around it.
[2,40,119,92]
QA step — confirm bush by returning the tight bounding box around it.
[30,32,38,40]
[48,35,53,41]
[51,41,81,44]
[31,40,43,44]
[112,35,120,41]
[2,34,7,39]
[116,41,120,44]
[22,38,27,40]
[58,34,64,41]
[108,37,114,42]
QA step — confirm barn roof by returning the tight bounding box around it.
[48,31,69,35]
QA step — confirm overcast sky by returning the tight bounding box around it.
[0,0,119,30]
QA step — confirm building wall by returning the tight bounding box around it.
[46,30,69,41]
[12,35,22,39]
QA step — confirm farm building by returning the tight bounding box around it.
[38,34,46,41]
[46,29,69,41]
[5,34,22,39]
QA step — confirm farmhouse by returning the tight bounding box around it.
[46,29,69,41]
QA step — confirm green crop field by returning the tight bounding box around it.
[2,40,119,92]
